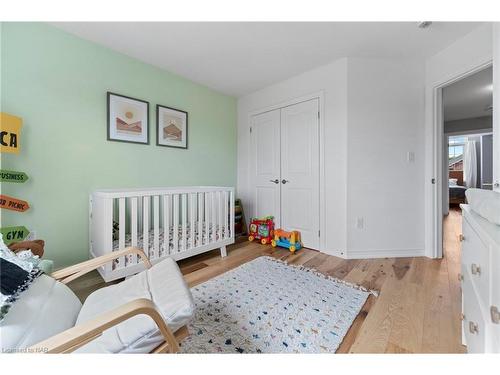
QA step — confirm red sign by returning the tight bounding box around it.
[0,194,30,212]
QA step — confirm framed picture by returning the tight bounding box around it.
[107,92,149,144]
[156,104,188,149]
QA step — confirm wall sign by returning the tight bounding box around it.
[0,226,30,245]
[0,194,30,212]
[0,112,22,154]
[0,169,29,183]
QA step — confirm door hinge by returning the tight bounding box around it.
[249,127,252,133]
[318,111,320,119]
[318,230,320,237]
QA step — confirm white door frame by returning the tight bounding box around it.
[431,61,492,259]
[247,91,325,252]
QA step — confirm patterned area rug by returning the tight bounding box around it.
[180,256,375,353]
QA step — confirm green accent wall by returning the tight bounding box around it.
[1,23,237,267]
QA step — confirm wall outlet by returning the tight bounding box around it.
[356,217,364,230]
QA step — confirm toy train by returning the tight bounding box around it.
[271,229,302,253]
[248,216,275,245]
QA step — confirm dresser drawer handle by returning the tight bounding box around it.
[459,234,465,242]
[491,306,500,324]
[471,263,481,276]
[469,321,479,334]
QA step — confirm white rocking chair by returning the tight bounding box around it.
[1,247,194,353]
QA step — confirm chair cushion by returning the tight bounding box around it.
[75,257,195,353]
[0,274,82,352]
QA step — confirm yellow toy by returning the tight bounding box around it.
[271,229,302,253]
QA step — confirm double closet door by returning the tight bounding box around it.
[250,98,320,249]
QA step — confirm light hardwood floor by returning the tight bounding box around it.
[69,208,465,353]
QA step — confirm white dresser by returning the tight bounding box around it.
[460,204,500,353]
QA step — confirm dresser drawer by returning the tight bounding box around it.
[462,271,486,353]
[462,217,490,307]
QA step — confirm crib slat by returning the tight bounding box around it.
[223,191,229,239]
[190,193,195,249]
[182,194,187,251]
[218,191,223,240]
[118,198,126,250]
[143,196,150,258]
[230,190,235,239]
[153,195,160,260]
[173,194,179,253]
[163,195,170,256]
[114,198,125,269]
[198,193,203,246]
[131,197,138,264]
[204,193,210,245]
[211,192,216,242]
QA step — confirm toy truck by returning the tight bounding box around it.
[248,216,275,245]
[271,229,303,253]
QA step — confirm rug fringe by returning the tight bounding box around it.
[262,256,379,297]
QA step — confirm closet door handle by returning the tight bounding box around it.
[270,179,279,184]
[469,321,479,335]
[471,263,481,276]
[281,179,289,184]
[491,306,500,324]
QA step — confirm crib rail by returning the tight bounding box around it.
[90,186,235,282]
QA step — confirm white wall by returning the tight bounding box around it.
[238,23,495,260]
[494,23,500,192]
[346,58,425,258]
[424,23,493,258]
[237,58,348,256]
[237,57,425,258]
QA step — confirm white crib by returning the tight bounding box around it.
[89,186,235,282]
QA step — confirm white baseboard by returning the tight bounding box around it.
[345,248,425,259]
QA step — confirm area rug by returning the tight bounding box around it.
[180,256,376,353]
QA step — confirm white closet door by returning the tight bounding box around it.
[250,109,281,226]
[280,99,320,249]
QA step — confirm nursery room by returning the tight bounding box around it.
[1,1,500,372]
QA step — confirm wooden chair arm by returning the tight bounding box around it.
[51,247,152,284]
[29,298,179,353]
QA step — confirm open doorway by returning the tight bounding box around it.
[441,66,493,259]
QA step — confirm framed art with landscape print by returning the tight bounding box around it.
[107,92,149,144]
[156,104,188,149]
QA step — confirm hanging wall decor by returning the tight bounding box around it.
[107,92,149,144]
[0,194,30,212]
[0,169,29,183]
[0,226,30,245]
[0,112,22,154]
[156,104,188,149]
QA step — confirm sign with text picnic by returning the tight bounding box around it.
[0,112,22,154]
[0,195,30,212]
[0,169,29,183]
[0,226,30,245]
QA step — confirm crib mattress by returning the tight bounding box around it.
[112,224,230,268]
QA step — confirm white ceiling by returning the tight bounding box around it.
[52,22,483,97]
[443,66,493,122]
